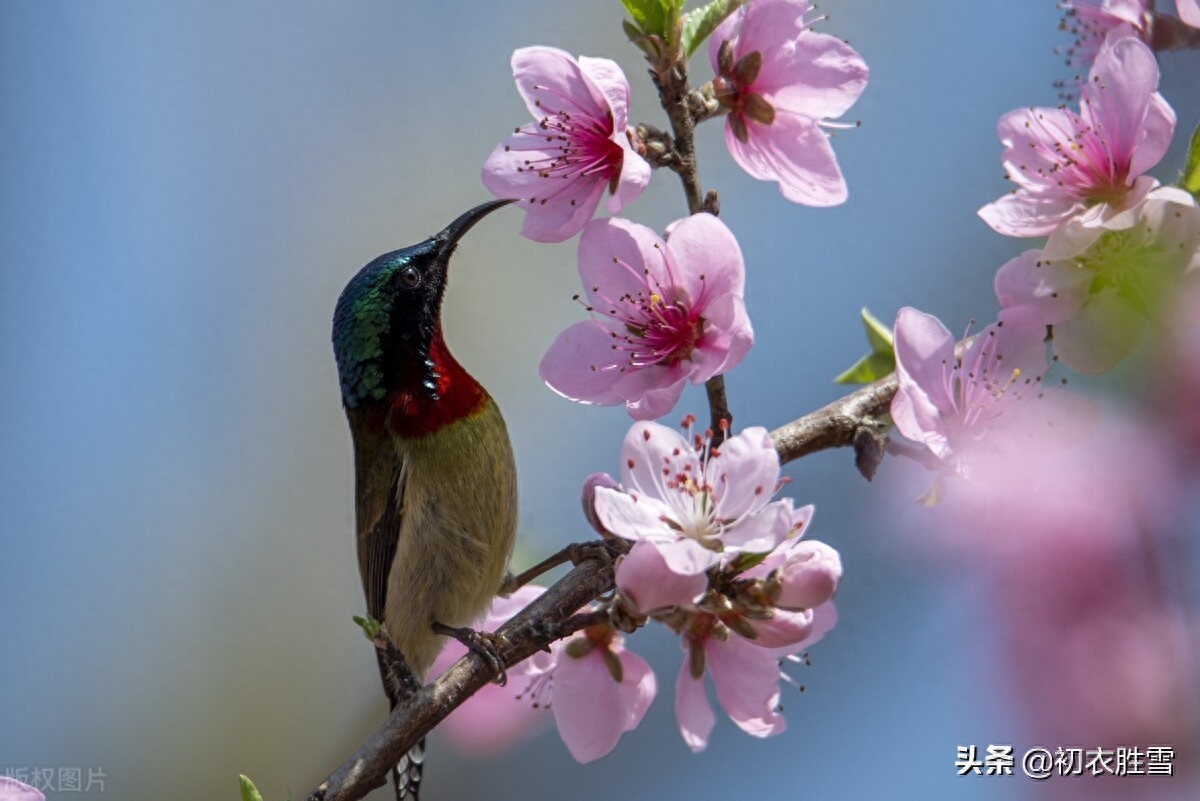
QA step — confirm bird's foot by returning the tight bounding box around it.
[355,615,421,699]
[433,622,508,686]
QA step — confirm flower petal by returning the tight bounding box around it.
[553,644,630,762]
[511,46,607,125]
[662,213,746,300]
[707,427,780,522]
[725,110,847,206]
[539,320,632,406]
[616,541,707,612]
[675,652,716,753]
[761,31,869,120]
[706,634,787,738]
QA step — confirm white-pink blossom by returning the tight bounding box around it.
[708,0,868,206]
[592,420,795,580]
[979,34,1174,238]
[482,46,649,243]
[540,215,753,420]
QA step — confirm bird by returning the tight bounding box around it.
[331,199,518,800]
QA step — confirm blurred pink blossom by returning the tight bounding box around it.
[890,306,1093,481]
[1180,0,1200,27]
[708,0,868,206]
[995,186,1200,374]
[540,215,752,420]
[429,586,551,756]
[482,46,649,243]
[0,778,45,801]
[979,34,1173,237]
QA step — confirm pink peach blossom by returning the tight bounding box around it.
[708,0,868,206]
[979,34,1173,237]
[482,46,649,243]
[592,420,795,579]
[540,215,752,420]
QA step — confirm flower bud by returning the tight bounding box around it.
[772,541,842,610]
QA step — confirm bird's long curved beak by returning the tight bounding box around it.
[436,198,514,259]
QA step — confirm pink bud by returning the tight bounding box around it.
[773,541,842,610]
[581,472,620,538]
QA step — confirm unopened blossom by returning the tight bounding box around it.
[482,46,649,243]
[891,306,1092,479]
[674,602,837,752]
[979,35,1174,237]
[1057,2,1151,67]
[521,622,656,763]
[737,504,841,611]
[540,215,753,420]
[707,0,868,206]
[995,186,1200,374]
[592,419,794,578]
[430,586,551,755]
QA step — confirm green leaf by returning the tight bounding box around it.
[1183,120,1200,197]
[860,306,893,352]
[353,614,381,640]
[681,0,745,58]
[621,0,668,38]
[834,308,896,384]
[239,775,265,801]
[834,351,896,384]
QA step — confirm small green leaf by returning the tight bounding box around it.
[860,306,894,353]
[353,614,381,640]
[834,351,895,384]
[834,308,896,384]
[1182,120,1200,197]
[621,0,668,38]
[239,775,265,801]
[681,0,745,58]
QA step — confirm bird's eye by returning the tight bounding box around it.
[398,265,422,289]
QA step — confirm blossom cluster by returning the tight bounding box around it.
[436,419,840,761]
[891,26,1200,482]
[435,0,866,768]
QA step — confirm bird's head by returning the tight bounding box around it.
[333,199,510,409]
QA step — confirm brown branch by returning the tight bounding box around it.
[769,372,898,472]
[305,543,627,801]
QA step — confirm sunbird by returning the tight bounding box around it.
[332,199,518,800]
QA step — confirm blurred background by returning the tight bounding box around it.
[2,2,1198,800]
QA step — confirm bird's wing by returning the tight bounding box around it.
[347,406,407,625]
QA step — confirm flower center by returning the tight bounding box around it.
[712,41,775,143]
[509,84,624,204]
[1019,104,1130,204]
[1074,228,1163,316]
[580,262,710,370]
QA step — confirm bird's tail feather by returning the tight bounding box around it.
[392,738,425,801]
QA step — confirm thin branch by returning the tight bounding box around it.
[305,543,627,801]
[769,372,898,468]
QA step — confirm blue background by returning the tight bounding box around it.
[2,2,1198,800]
